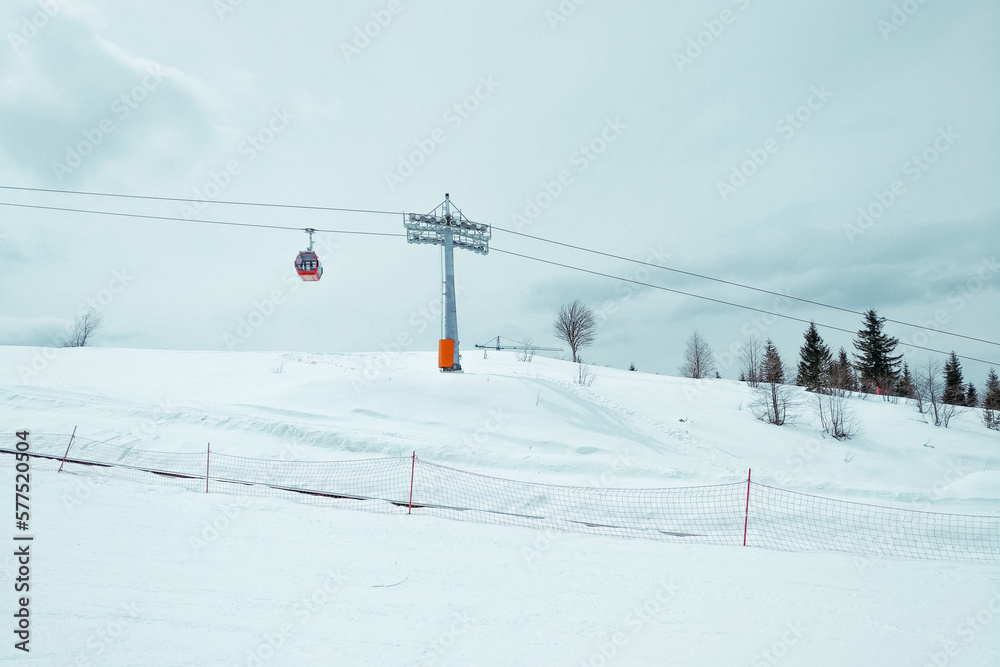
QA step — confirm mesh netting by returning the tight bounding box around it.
[2,433,997,563]
[411,459,747,545]
[747,483,999,563]
[2,434,413,514]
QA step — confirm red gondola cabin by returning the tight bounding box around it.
[295,250,322,281]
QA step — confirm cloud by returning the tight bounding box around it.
[0,316,67,347]
[0,1,996,381]
[0,8,223,188]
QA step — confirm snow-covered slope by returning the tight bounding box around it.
[3,346,997,508]
[1,346,998,665]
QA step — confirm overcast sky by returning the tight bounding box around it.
[1,0,998,384]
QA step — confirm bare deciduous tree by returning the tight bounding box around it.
[815,387,859,440]
[553,299,597,364]
[61,309,103,347]
[876,373,901,403]
[516,336,536,363]
[576,359,597,387]
[679,331,716,379]
[750,377,798,426]
[739,336,763,387]
[914,357,958,427]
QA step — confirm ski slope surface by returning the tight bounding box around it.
[1,346,998,666]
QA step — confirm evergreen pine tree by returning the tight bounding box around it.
[761,339,784,384]
[942,352,966,406]
[830,347,858,391]
[965,383,979,407]
[983,368,1000,430]
[896,362,916,399]
[750,339,798,426]
[796,322,832,391]
[852,309,903,394]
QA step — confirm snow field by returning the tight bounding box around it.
[1,345,998,664]
[11,466,1000,666]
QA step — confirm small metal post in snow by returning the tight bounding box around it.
[743,468,751,547]
[58,426,77,473]
[408,451,416,515]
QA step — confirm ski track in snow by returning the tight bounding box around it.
[0,384,430,456]
[535,372,747,476]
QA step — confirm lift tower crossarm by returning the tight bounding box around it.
[474,336,563,352]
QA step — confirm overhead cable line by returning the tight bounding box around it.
[0,201,405,238]
[0,184,403,217]
[487,225,1000,348]
[2,184,996,350]
[491,247,1000,367]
